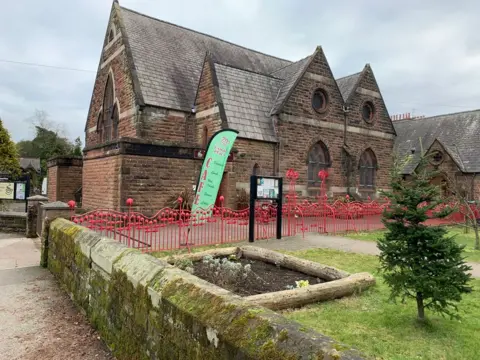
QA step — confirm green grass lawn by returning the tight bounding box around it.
[283,248,480,360]
[344,226,480,263]
[153,244,480,359]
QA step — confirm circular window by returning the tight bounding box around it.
[312,89,328,113]
[431,151,444,165]
[362,101,375,122]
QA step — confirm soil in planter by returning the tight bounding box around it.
[193,257,327,297]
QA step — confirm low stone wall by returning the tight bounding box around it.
[0,212,26,233]
[44,218,364,360]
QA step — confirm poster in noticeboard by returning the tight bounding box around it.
[256,177,279,199]
[0,182,15,200]
[15,183,26,200]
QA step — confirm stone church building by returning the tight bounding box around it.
[47,1,480,211]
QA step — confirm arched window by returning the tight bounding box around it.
[307,141,330,187]
[202,126,209,147]
[112,103,119,140]
[97,111,104,142]
[252,163,260,176]
[359,149,377,188]
[101,75,115,143]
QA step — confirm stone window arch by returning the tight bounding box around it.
[359,148,377,188]
[307,141,330,187]
[100,74,116,143]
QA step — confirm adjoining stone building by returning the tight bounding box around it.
[60,0,395,212]
[394,110,480,199]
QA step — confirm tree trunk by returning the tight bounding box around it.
[416,292,425,321]
[240,246,349,280]
[245,273,375,310]
[474,222,480,250]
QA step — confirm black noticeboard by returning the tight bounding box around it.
[0,175,31,212]
[249,175,283,242]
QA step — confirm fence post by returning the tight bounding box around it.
[26,195,48,238]
[39,201,71,268]
[220,196,225,244]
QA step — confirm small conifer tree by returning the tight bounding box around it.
[0,119,21,178]
[379,154,472,321]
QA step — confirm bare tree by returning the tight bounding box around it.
[25,109,67,137]
[444,172,480,250]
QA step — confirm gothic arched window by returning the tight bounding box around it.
[359,149,377,188]
[100,75,116,143]
[307,141,330,187]
[112,103,119,140]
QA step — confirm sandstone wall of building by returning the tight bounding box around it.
[47,157,83,203]
[82,153,120,210]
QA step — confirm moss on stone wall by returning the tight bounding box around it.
[46,218,364,360]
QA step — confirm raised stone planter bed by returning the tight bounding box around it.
[167,246,375,311]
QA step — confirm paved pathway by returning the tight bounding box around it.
[0,233,114,360]
[254,233,480,278]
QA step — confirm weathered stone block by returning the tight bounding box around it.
[113,250,170,288]
[91,238,130,274]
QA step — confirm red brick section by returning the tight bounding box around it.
[85,10,137,148]
[120,155,201,214]
[140,107,189,142]
[346,65,396,135]
[47,158,82,203]
[82,155,120,210]
[47,166,57,201]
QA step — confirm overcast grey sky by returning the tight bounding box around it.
[1,0,480,142]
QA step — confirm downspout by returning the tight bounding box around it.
[273,114,280,176]
[342,106,351,195]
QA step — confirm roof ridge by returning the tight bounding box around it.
[395,108,480,123]
[214,62,284,80]
[335,71,362,81]
[270,54,312,76]
[120,6,292,65]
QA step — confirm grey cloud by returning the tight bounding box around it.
[1,0,480,142]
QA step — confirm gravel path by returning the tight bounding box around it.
[0,234,114,360]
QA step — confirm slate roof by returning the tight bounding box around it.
[120,6,291,111]
[215,64,282,142]
[336,72,361,102]
[270,56,312,115]
[118,5,373,142]
[19,158,41,172]
[393,109,480,174]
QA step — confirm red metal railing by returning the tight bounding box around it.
[68,169,479,253]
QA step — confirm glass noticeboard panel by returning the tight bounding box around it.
[257,177,279,199]
[0,182,15,200]
[15,183,26,200]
